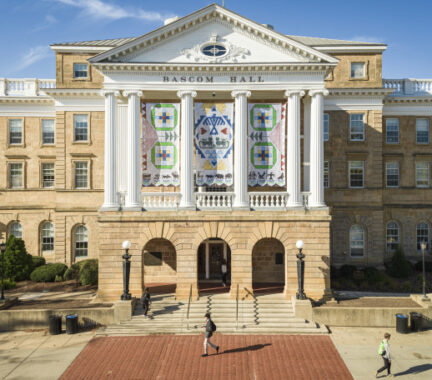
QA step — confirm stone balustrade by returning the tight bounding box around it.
[249,192,288,209]
[141,192,181,210]
[0,78,56,97]
[195,192,234,209]
[383,78,432,96]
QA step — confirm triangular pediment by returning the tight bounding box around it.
[90,4,337,66]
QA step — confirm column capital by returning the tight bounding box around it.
[101,89,120,97]
[123,90,143,98]
[308,89,329,97]
[177,90,197,98]
[285,90,305,98]
[231,90,251,98]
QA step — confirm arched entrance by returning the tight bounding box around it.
[252,238,285,293]
[197,238,231,294]
[143,238,176,294]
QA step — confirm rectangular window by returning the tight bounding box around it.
[42,163,55,188]
[74,115,88,142]
[9,119,23,145]
[416,119,430,144]
[324,161,329,188]
[74,161,88,189]
[349,161,364,188]
[73,63,88,78]
[42,119,55,145]
[350,114,364,141]
[386,118,399,144]
[9,163,23,188]
[386,162,399,188]
[351,62,365,78]
[416,162,429,188]
[323,113,329,141]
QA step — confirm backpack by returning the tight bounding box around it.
[211,320,217,332]
[141,293,150,304]
[378,340,386,356]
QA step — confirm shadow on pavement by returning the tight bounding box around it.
[394,364,432,377]
[221,343,271,354]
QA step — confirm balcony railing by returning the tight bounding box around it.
[383,78,432,96]
[0,78,56,97]
[141,192,181,210]
[195,192,234,209]
[249,192,289,209]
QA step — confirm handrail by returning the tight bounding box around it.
[235,283,239,330]
[186,284,192,330]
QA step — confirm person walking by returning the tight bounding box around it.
[141,287,151,318]
[376,333,393,378]
[202,312,219,357]
[221,259,227,287]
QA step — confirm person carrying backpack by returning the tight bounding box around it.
[376,333,393,377]
[202,312,219,357]
[141,288,151,318]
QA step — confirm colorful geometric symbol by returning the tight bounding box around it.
[151,142,177,169]
[250,104,277,131]
[151,104,178,131]
[250,142,277,169]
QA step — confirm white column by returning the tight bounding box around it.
[123,90,143,210]
[101,90,120,210]
[309,89,329,208]
[231,90,251,209]
[285,90,305,207]
[177,90,197,209]
[205,241,210,279]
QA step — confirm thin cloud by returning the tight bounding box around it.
[33,14,58,31]
[52,0,174,22]
[15,45,52,72]
[351,36,385,44]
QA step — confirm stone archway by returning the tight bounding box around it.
[252,238,285,293]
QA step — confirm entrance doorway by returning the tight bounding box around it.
[197,238,231,293]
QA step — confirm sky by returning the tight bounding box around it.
[0,0,431,79]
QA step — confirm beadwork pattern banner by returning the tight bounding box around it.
[141,102,180,186]
[248,103,286,186]
[194,103,234,186]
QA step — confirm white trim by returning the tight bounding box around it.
[325,96,383,111]
[383,104,432,116]
[316,45,387,53]
[50,46,112,53]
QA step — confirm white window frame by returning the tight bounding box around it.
[349,161,364,188]
[350,225,365,257]
[386,221,400,252]
[73,114,89,143]
[385,162,400,188]
[416,222,430,252]
[74,161,89,189]
[386,118,399,144]
[324,160,330,188]
[41,222,54,253]
[41,119,55,145]
[8,162,24,189]
[350,62,365,79]
[416,118,430,144]
[9,221,22,239]
[323,113,329,141]
[73,63,88,79]
[41,162,55,189]
[74,225,88,258]
[8,119,23,146]
[416,162,430,188]
[350,114,365,141]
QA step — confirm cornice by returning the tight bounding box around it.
[384,96,432,104]
[328,88,394,97]
[42,89,103,98]
[0,97,53,104]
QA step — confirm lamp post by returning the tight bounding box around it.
[121,240,132,301]
[296,240,306,300]
[420,241,429,301]
[0,242,6,301]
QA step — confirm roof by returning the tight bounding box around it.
[287,35,386,47]
[51,37,136,47]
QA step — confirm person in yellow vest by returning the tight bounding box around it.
[376,332,393,377]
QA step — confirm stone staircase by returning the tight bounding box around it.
[97,293,327,336]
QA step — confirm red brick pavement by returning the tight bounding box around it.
[60,335,353,380]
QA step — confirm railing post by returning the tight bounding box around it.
[236,283,239,330]
[186,284,192,330]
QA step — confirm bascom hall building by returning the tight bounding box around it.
[1,4,431,301]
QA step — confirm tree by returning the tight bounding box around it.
[3,235,33,281]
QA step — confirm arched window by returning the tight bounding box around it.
[386,221,400,251]
[350,225,364,257]
[41,222,54,252]
[417,222,430,252]
[9,222,22,239]
[74,225,88,258]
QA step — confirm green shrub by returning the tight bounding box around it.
[79,259,98,286]
[3,278,16,290]
[364,267,386,284]
[339,265,357,278]
[388,248,413,278]
[63,262,81,281]
[31,256,46,270]
[3,235,33,281]
[340,277,356,290]
[401,281,412,293]
[54,275,63,282]
[414,261,432,273]
[30,263,68,282]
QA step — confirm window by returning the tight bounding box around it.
[201,44,227,57]
[42,119,55,144]
[417,222,429,252]
[74,115,88,142]
[275,252,284,265]
[41,222,54,252]
[323,113,329,141]
[350,114,364,141]
[386,118,399,144]
[351,62,365,78]
[350,225,364,257]
[42,163,55,188]
[74,225,88,258]
[9,163,23,188]
[349,161,364,188]
[74,161,88,189]
[386,221,400,251]
[9,119,23,145]
[416,162,429,188]
[9,222,22,239]
[73,63,88,78]
[386,162,399,188]
[324,161,329,188]
[416,119,430,144]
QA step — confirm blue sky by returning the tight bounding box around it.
[1,0,431,79]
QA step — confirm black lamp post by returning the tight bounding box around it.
[420,241,429,301]
[295,240,307,300]
[1,242,6,301]
[121,240,132,301]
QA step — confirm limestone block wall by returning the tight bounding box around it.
[252,238,285,283]
[143,238,177,283]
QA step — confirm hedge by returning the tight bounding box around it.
[31,256,46,270]
[30,263,68,282]
[63,259,98,286]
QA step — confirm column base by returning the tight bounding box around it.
[99,204,120,212]
[123,205,142,211]
[232,203,249,210]
[308,202,327,209]
[286,203,303,209]
[179,203,196,210]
